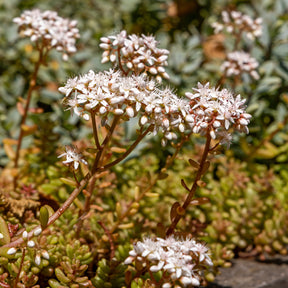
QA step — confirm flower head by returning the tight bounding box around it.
[185,83,251,145]
[59,70,189,144]
[100,30,169,81]
[125,235,212,287]
[221,51,259,80]
[13,9,80,60]
[212,10,262,40]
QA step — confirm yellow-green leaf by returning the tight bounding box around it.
[60,177,78,187]
[40,206,49,228]
[0,216,10,245]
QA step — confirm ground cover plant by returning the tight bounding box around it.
[0,0,288,287]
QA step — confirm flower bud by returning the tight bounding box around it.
[7,248,17,255]
[149,67,158,75]
[22,231,28,239]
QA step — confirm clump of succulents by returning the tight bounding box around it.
[1,1,288,288]
[3,8,225,287]
[149,150,288,267]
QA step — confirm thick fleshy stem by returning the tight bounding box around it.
[166,133,212,236]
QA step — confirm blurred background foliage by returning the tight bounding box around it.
[1,0,288,163]
[1,0,288,286]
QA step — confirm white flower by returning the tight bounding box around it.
[212,10,262,41]
[22,231,28,239]
[58,145,88,170]
[13,9,80,60]
[185,82,251,142]
[125,235,212,287]
[59,70,190,143]
[99,30,169,80]
[162,283,172,288]
[217,130,233,148]
[41,250,50,260]
[190,242,213,266]
[221,51,259,80]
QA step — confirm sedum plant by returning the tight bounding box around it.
[5,2,286,288]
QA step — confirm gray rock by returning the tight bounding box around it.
[207,256,288,288]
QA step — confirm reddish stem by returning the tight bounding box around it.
[13,248,26,288]
[92,116,120,173]
[3,175,89,248]
[166,133,212,236]
[98,221,115,261]
[13,46,46,188]
[95,124,154,173]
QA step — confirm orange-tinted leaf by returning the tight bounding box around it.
[170,202,180,222]
[189,159,200,169]
[110,147,127,153]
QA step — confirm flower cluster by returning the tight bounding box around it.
[13,9,80,60]
[59,69,189,144]
[221,51,259,80]
[212,10,262,40]
[100,30,169,81]
[59,69,251,147]
[125,236,213,287]
[58,145,88,170]
[185,83,251,145]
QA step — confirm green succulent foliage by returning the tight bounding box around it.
[115,142,288,268]
[0,206,94,286]
[160,150,288,265]
[91,258,126,288]
[49,260,90,288]
[1,0,288,286]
